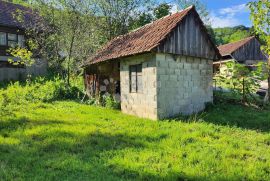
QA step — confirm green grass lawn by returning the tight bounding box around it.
[1,101,270,181]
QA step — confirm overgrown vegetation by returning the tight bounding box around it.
[214,61,268,105]
[0,77,120,117]
[0,77,82,115]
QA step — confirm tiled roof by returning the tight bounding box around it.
[218,36,255,56]
[0,0,41,30]
[85,6,196,65]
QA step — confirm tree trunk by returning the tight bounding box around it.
[67,15,78,86]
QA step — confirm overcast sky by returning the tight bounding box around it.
[163,0,252,28]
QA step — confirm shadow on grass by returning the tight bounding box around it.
[0,117,28,132]
[0,128,199,180]
[177,102,270,132]
[0,117,183,180]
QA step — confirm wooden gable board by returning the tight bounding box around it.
[156,10,218,60]
[232,37,268,61]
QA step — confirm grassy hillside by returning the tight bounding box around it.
[1,101,270,180]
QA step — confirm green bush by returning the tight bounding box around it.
[0,76,83,110]
[104,94,120,109]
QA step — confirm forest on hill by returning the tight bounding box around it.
[211,25,253,46]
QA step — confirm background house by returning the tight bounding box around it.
[84,6,220,120]
[0,0,47,81]
[213,36,268,73]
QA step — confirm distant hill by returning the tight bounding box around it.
[210,25,254,46]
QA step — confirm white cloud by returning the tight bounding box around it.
[210,4,249,28]
[170,3,178,14]
[219,4,248,16]
[210,13,241,28]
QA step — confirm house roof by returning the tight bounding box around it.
[217,36,255,57]
[0,0,41,30]
[85,5,219,65]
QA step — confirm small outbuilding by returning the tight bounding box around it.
[84,6,220,120]
[214,36,268,73]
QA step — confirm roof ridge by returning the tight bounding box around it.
[218,36,256,56]
[111,6,194,42]
[131,5,194,33]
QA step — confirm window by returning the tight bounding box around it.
[0,32,25,47]
[18,35,25,47]
[0,32,6,45]
[129,64,142,93]
[8,33,17,47]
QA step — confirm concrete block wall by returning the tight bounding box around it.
[156,53,213,119]
[120,53,158,120]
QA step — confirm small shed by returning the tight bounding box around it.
[214,36,268,73]
[84,6,220,120]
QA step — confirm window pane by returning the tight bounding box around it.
[129,64,143,93]
[136,64,142,92]
[8,41,17,47]
[137,75,142,92]
[131,75,137,92]
[18,35,25,47]
[130,65,137,92]
[0,32,6,45]
[8,33,17,41]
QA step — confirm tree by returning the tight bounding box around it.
[92,0,152,40]
[212,26,252,45]
[153,3,171,19]
[129,12,153,30]
[249,0,270,102]
[175,0,210,24]
[12,0,105,85]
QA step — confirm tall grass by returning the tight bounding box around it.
[0,76,83,115]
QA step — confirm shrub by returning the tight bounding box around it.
[104,94,120,109]
[214,61,268,105]
[0,76,83,109]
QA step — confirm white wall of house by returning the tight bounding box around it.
[120,53,158,120]
[156,53,213,119]
[120,53,213,120]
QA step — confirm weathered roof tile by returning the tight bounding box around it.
[218,36,255,56]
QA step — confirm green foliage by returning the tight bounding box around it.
[7,47,35,66]
[153,3,171,19]
[215,61,268,104]
[212,26,252,45]
[0,101,270,180]
[104,94,120,109]
[129,12,153,30]
[0,77,83,114]
[249,0,270,101]
[176,0,210,24]
[249,0,270,56]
